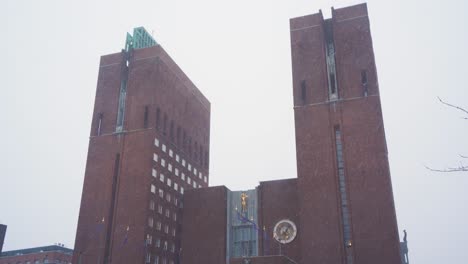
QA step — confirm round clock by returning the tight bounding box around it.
[273,219,297,244]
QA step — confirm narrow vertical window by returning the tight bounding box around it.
[143,106,149,128]
[361,70,368,96]
[334,127,353,264]
[324,20,338,100]
[97,113,103,136]
[301,80,307,104]
[176,127,181,147]
[182,131,187,150]
[156,108,161,130]
[188,138,192,158]
[170,121,174,142]
[116,79,128,132]
[163,114,167,136]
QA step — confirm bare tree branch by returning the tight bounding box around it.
[460,154,468,159]
[425,165,468,172]
[438,97,468,116]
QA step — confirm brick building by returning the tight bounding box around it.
[0,225,6,254]
[74,3,403,264]
[0,245,72,264]
[180,3,401,264]
[72,27,210,264]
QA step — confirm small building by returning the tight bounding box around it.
[0,245,73,264]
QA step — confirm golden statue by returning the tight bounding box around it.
[240,192,248,213]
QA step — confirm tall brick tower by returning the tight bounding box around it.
[73,27,210,264]
[291,3,401,264]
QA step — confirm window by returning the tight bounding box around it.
[151,184,156,193]
[97,113,103,136]
[149,200,155,210]
[335,127,353,251]
[166,193,171,202]
[174,198,178,206]
[156,222,162,230]
[159,189,164,198]
[159,174,165,183]
[198,184,202,188]
[156,108,161,130]
[153,153,158,162]
[168,164,172,172]
[324,20,338,100]
[176,154,180,162]
[175,168,179,176]
[154,138,160,147]
[204,176,207,183]
[176,126,181,146]
[158,205,163,214]
[172,228,176,236]
[174,183,178,191]
[173,212,177,222]
[169,149,173,157]
[199,172,202,179]
[182,159,186,167]
[146,234,153,245]
[164,225,169,234]
[187,177,191,184]
[361,70,368,96]
[144,105,149,128]
[181,173,185,180]
[182,130,187,150]
[163,114,167,135]
[148,217,154,227]
[155,256,160,264]
[161,159,166,167]
[170,121,174,141]
[146,253,151,263]
[171,243,175,253]
[188,164,192,171]
[165,209,170,218]
[162,144,167,153]
[152,168,157,178]
[156,238,161,247]
[164,241,168,250]
[167,178,171,187]
[301,80,307,103]
[193,182,197,188]
[194,168,197,175]
[180,187,184,194]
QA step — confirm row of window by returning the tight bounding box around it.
[155,138,207,182]
[155,107,208,170]
[145,236,176,252]
[150,184,181,207]
[147,218,177,236]
[145,254,175,264]
[149,201,178,221]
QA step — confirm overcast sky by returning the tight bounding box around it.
[1,0,467,263]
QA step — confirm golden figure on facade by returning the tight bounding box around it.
[241,192,248,213]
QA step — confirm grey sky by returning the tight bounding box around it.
[1,0,467,263]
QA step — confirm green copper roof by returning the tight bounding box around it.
[125,27,158,51]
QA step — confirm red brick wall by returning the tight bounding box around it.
[73,44,210,264]
[291,3,401,264]
[257,179,300,262]
[180,186,227,264]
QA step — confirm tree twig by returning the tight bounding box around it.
[438,97,468,116]
[425,165,468,172]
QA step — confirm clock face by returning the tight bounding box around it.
[273,219,297,244]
